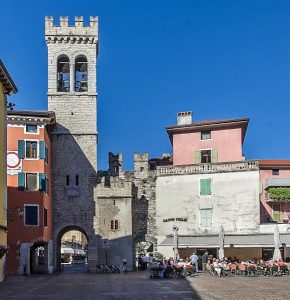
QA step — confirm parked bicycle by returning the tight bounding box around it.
[96,264,121,274]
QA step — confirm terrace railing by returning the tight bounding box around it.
[157,160,259,176]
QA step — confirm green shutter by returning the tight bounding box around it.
[18,140,25,159]
[39,141,45,159]
[211,149,218,163]
[200,178,212,195]
[18,172,25,190]
[39,173,46,191]
[195,151,201,164]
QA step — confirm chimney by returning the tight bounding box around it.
[177,111,192,125]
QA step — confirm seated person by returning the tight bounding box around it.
[205,259,212,272]
[277,259,285,267]
[177,259,186,268]
[158,261,165,279]
[164,260,174,278]
[213,259,222,277]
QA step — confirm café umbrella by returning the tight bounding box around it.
[172,225,179,260]
[218,225,225,260]
[272,224,282,261]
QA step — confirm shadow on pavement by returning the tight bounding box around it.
[0,271,202,300]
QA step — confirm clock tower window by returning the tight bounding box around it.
[57,55,70,92]
[75,55,88,92]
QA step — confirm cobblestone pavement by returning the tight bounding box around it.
[0,272,290,300]
[190,273,290,299]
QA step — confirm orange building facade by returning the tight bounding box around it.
[6,110,55,275]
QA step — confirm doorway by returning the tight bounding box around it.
[57,226,88,273]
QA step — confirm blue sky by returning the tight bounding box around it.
[1,0,290,169]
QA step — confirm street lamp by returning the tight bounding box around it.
[172,225,179,261]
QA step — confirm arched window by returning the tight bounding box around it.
[75,55,88,92]
[114,220,119,230]
[110,219,119,230]
[57,55,70,92]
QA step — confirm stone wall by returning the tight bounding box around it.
[95,176,133,269]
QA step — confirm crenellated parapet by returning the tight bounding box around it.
[45,16,98,44]
[96,176,132,198]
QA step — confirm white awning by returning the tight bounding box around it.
[61,247,74,254]
[265,178,290,188]
[74,249,86,255]
[159,234,290,248]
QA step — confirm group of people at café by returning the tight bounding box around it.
[139,251,290,279]
[205,256,290,277]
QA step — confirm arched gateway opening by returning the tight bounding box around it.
[56,226,88,273]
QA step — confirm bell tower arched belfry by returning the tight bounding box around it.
[45,16,99,272]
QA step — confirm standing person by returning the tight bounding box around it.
[122,258,128,273]
[202,251,209,272]
[190,252,199,273]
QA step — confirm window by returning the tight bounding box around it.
[140,167,144,172]
[200,178,212,195]
[201,150,211,163]
[25,141,37,159]
[200,209,212,227]
[110,219,119,230]
[195,149,218,164]
[44,207,48,227]
[26,173,38,191]
[76,175,79,186]
[26,125,38,133]
[57,55,70,92]
[75,55,88,92]
[272,169,280,176]
[66,175,70,186]
[201,131,211,140]
[115,220,119,230]
[24,205,39,226]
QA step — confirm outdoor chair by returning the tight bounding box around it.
[270,266,280,276]
[183,267,195,277]
[149,267,160,279]
[230,264,238,275]
[280,265,289,275]
[222,268,231,277]
[256,265,264,276]
[173,267,185,279]
[238,264,247,276]
[246,265,257,277]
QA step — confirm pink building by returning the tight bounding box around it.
[167,112,248,166]
[259,160,290,224]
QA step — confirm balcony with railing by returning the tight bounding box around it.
[265,191,290,203]
[156,160,259,176]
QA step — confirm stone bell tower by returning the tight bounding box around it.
[45,16,99,271]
